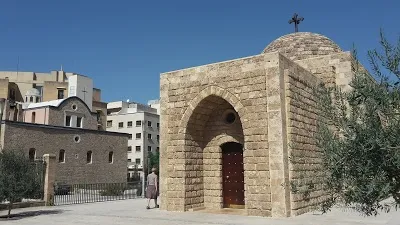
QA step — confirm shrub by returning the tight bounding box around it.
[99,184,126,196]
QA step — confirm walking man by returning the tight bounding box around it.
[146,167,159,209]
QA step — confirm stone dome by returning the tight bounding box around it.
[25,88,40,96]
[262,32,342,61]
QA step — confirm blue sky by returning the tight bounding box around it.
[0,0,398,104]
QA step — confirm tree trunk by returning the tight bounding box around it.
[7,200,13,218]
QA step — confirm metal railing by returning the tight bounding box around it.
[53,181,143,206]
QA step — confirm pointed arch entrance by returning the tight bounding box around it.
[181,91,246,210]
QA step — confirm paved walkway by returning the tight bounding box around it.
[0,199,399,224]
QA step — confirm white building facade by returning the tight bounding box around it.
[106,101,160,179]
[147,99,160,115]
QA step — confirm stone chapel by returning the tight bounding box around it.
[159,32,359,217]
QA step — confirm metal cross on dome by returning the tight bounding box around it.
[82,87,88,101]
[289,13,304,32]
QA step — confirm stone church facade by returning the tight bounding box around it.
[159,32,357,217]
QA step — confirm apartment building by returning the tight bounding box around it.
[0,70,107,130]
[106,100,160,179]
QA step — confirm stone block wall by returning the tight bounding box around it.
[160,54,273,216]
[1,121,128,184]
[265,54,297,217]
[282,56,326,216]
[48,97,98,129]
[295,52,353,91]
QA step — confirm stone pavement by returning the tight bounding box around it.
[0,199,399,225]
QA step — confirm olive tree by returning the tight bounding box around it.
[314,30,400,216]
[0,150,43,218]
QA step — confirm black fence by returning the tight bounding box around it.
[53,181,143,206]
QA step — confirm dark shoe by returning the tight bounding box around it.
[146,206,150,210]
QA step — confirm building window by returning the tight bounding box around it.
[59,149,65,163]
[74,135,81,143]
[86,151,93,164]
[118,122,123,128]
[32,112,36,123]
[108,151,114,164]
[127,121,133,127]
[128,158,132,162]
[96,111,101,122]
[65,115,71,127]
[30,96,33,102]
[136,120,141,127]
[147,121,152,127]
[157,123,160,128]
[77,117,82,128]
[128,134,132,140]
[128,146,132,152]
[135,158,141,165]
[107,120,112,127]
[25,96,28,102]
[156,147,159,152]
[135,146,141,152]
[223,109,237,124]
[157,135,159,142]
[28,148,36,161]
[148,134,152,140]
[36,97,40,103]
[136,133,141,139]
[148,146,152,152]
[57,89,64,99]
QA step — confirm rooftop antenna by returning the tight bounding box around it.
[60,64,63,71]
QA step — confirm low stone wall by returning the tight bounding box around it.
[0,201,45,211]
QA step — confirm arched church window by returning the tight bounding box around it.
[59,149,65,163]
[32,112,36,123]
[30,96,33,102]
[28,148,36,161]
[108,151,114,164]
[86,151,92,164]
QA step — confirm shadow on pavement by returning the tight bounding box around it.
[0,209,64,221]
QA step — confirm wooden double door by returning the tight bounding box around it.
[221,142,245,208]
